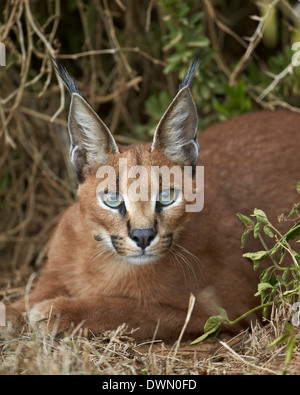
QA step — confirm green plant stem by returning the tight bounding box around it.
[258,233,279,266]
[228,302,272,326]
[268,223,284,240]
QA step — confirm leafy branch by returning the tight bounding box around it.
[193,182,300,372]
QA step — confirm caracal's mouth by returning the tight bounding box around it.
[125,251,160,265]
[93,233,164,265]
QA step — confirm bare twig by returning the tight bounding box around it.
[167,293,196,374]
[218,340,280,375]
[58,47,166,67]
[23,0,65,121]
[93,76,142,103]
[229,0,280,85]
[257,62,294,101]
[202,0,231,78]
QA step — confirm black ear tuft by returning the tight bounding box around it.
[50,55,119,182]
[178,48,203,91]
[50,55,82,96]
[151,50,203,167]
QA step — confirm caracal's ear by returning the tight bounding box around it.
[151,49,203,167]
[51,56,119,183]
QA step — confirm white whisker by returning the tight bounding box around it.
[168,243,201,288]
[173,242,204,271]
[166,250,188,287]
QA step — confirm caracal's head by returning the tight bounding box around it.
[52,52,202,265]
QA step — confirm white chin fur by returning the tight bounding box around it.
[124,254,159,266]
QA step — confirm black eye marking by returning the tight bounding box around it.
[118,201,126,216]
[94,235,102,242]
[126,220,131,237]
[155,202,163,214]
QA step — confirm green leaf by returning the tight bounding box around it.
[286,337,296,366]
[241,228,251,248]
[243,250,270,271]
[214,103,231,118]
[189,11,204,25]
[255,282,274,296]
[243,250,269,261]
[263,225,274,238]
[258,282,274,291]
[159,91,171,109]
[253,208,268,223]
[260,266,273,283]
[279,247,286,265]
[203,315,225,333]
[282,266,290,282]
[190,324,219,344]
[236,213,255,228]
[296,182,300,194]
[286,221,300,241]
[254,222,262,238]
[191,312,228,345]
[287,207,296,218]
[191,316,224,345]
[267,333,291,348]
[262,303,270,318]
[253,260,262,271]
[253,208,267,218]
[282,289,297,297]
[216,306,229,320]
[163,32,183,51]
[188,39,210,48]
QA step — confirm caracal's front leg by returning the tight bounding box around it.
[27,295,202,340]
[2,274,68,335]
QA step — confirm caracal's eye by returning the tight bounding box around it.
[102,192,123,208]
[158,188,176,206]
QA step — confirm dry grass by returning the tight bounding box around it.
[1,280,300,375]
[1,318,300,375]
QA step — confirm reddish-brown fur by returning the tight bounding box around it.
[4,110,299,341]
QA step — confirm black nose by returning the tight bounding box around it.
[130,228,157,250]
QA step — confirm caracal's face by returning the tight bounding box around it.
[52,53,201,266]
[78,146,194,265]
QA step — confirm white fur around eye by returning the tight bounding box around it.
[102,192,123,208]
[97,193,119,211]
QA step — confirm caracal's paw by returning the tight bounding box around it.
[0,306,26,338]
[28,298,76,336]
